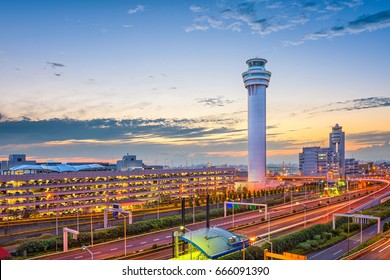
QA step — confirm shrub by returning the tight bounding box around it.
[322,232,332,240]
[298,242,311,250]
[313,235,321,241]
[383,222,389,232]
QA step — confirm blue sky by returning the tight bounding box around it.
[0,0,389,165]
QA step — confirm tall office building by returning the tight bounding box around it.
[299,147,330,176]
[329,124,345,177]
[299,124,345,179]
[242,58,271,189]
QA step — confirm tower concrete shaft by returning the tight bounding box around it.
[242,58,271,187]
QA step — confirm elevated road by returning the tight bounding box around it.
[34,178,390,260]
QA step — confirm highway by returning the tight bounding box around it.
[357,237,390,260]
[33,178,390,260]
[307,217,390,260]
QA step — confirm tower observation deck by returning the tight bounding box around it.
[242,58,271,188]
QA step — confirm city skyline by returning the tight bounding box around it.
[0,0,389,165]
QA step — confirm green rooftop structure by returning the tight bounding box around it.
[173,226,248,260]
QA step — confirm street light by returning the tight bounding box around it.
[304,183,307,200]
[358,211,363,244]
[157,189,160,220]
[90,211,94,247]
[267,212,271,241]
[76,209,79,231]
[119,212,130,256]
[326,201,330,222]
[179,226,193,260]
[347,215,350,253]
[192,196,195,224]
[260,237,273,259]
[243,236,257,260]
[303,204,307,228]
[82,245,94,260]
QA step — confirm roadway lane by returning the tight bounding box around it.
[358,238,390,260]
[307,217,390,260]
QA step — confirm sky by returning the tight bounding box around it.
[0,0,389,166]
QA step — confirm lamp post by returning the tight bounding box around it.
[304,184,307,200]
[242,239,247,260]
[55,209,58,251]
[232,202,235,229]
[82,245,94,260]
[157,189,160,220]
[90,211,94,247]
[243,236,257,260]
[179,226,193,260]
[267,212,271,241]
[119,213,129,256]
[326,201,330,223]
[303,204,307,228]
[358,211,363,244]
[290,191,293,214]
[192,196,195,224]
[260,237,273,259]
[76,209,79,231]
[347,216,350,253]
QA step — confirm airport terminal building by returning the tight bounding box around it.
[0,166,235,221]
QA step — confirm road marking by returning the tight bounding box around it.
[153,238,160,241]
[166,236,171,238]
[354,241,359,244]
[95,252,101,255]
[369,231,375,235]
[379,244,390,253]
[74,256,83,259]
[141,241,147,244]
[127,245,133,248]
[372,239,390,251]
[333,249,343,256]
[110,248,118,251]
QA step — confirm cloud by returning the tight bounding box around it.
[185,15,223,32]
[128,5,145,15]
[196,96,235,107]
[0,113,253,166]
[46,62,65,68]
[186,1,309,35]
[0,113,7,121]
[301,1,319,11]
[347,131,390,145]
[185,23,209,32]
[46,61,66,76]
[326,0,363,11]
[190,5,208,13]
[227,22,242,32]
[0,114,246,147]
[290,10,390,44]
[304,97,390,115]
[349,141,390,161]
[266,2,284,9]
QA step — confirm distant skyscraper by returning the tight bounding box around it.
[299,124,346,179]
[329,124,345,177]
[242,58,271,188]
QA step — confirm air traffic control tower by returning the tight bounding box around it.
[242,58,271,190]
